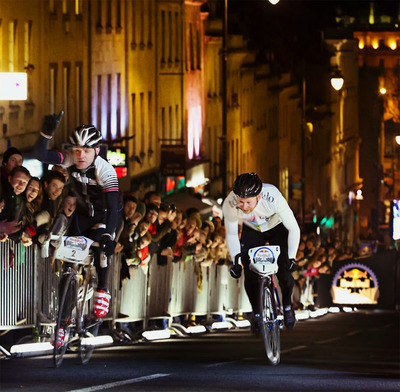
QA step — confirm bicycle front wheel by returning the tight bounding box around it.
[259,278,280,365]
[54,273,77,368]
[78,276,100,364]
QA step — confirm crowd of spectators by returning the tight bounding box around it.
[1,145,382,321]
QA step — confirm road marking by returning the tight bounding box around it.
[315,337,341,344]
[66,374,170,392]
[346,330,362,336]
[281,345,308,353]
[203,360,237,368]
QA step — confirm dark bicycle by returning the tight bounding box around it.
[52,235,102,368]
[248,245,283,365]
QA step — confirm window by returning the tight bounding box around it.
[196,28,201,70]
[63,63,70,138]
[189,23,194,70]
[96,75,102,132]
[8,21,17,72]
[148,92,153,156]
[75,63,82,126]
[140,92,145,154]
[116,73,121,138]
[168,11,172,65]
[49,64,58,114]
[24,21,32,68]
[75,0,82,16]
[161,10,166,64]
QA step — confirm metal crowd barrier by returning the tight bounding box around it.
[0,239,252,339]
[0,240,36,329]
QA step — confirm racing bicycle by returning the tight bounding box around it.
[248,245,283,365]
[51,235,103,367]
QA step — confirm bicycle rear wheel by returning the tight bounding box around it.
[54,273,77,368]
[259,278,280,365]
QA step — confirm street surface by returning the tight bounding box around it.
[1,310,399,391]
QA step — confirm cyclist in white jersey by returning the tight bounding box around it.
[222,172,300,330]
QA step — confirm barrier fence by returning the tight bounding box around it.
[0,240,252,337]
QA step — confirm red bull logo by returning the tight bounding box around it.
[254,247,274,264]
[64,236,88,251]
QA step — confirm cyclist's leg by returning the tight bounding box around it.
[264,224,296,329]
[240,226,268,314]
[69,214,111,318]
[262,224,294,308]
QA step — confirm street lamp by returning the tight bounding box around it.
[331,69,344,91]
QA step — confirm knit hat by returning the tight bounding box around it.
[2,147,22,165]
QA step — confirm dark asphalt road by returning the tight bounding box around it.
[1,309,399,391]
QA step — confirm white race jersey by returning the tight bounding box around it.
[222,183,300,260]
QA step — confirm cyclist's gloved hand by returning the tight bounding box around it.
[229,263,242,279]
[100,234,116,257]
[42,111,64,137]
[229,254,243,279]
[288,258,298,272]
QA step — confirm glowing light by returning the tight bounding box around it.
[380,87,387,95]
[0,72,27,100]
[358,40,364,49]
[187,106,202,160]
[372,40,379,49]
[395,135,400,145]
[389,40,397,50]
[331,77,344,91]
[268,0,280,4]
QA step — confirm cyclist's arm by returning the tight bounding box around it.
[276,201,300,259]
[222,195,241,262]
[96,157,120,238]
[34,132,65,165]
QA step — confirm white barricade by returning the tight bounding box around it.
[118,264,148,322]
[147,255,173,319]
[192,262,209,316]
[0,241,36,329]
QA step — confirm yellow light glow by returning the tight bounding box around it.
[372,40,379,49]
[358,40,364,49]
[380,87,387,95]
[268,0,280,4]
[389,40,397,50]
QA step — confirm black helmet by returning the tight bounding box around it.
[69,125,102,148]
[233,173,262,198]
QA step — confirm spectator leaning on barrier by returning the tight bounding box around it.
[1,147,23,190]
[0,166,31,223]
[143,190,162,208]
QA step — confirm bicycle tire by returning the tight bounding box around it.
[79,276,100,365]
[53,273,76,368]
[259,278,280,365]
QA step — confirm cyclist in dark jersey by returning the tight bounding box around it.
[35,113,120,319]
[222,173,300,330]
